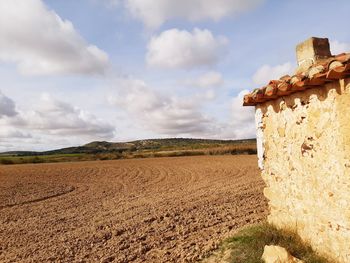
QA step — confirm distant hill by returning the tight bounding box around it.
[0,138,256,156]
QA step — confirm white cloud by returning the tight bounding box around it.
[109,77,258,140]
[230,90,255,138]
[0,93,116,151]
[330,40,350,55]
[208,91,255,140]
[252,62,293,86]
[23,94,116,138]
[0,91,17,118]
[125,0,264,29]
[184,71,224,88]
[109,78,213,136]
[0,0,109,76]
[196,90,256,140]
[146,28,228,69]
[202,89,216,100]
[0,128,31,139]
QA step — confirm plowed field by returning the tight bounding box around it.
[0,155,267,263]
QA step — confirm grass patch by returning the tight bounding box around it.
[204,223,330,263]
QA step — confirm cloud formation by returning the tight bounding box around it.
[125,0,264,29]
[109,78,213,136]
[0,92,116,151]
[109,78,257,140]
[22,94,116,138]
[230,90,255,138]
[0,91,17,118]
[184,71,224,88]
[147,28,228,69]
[0,0,109,76]
[252,62,293,86]
[0,128,31,139]
[196,89,256,140]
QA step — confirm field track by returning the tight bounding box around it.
[0,155,267,263]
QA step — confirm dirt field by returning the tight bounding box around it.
[0,155,268,263]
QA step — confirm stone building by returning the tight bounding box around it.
[243,37,350,262]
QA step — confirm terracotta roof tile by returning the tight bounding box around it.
[243,52,350,106]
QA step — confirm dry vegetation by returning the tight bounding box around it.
[0,155,267,262]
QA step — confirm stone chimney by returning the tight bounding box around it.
[296,37,332,72]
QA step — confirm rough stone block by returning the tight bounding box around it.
[296,37,332,72]
[262,245,304,263]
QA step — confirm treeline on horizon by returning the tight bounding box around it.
[0,138,257,165]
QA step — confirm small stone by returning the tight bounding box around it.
[262,245,304,263]
[115,229,124,236]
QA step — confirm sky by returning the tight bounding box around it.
[0,0,350,151]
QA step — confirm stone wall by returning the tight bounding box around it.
[257,78,350,262]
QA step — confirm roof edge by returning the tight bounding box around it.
[243,52,350,106]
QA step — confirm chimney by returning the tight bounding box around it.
[296,37,332,72]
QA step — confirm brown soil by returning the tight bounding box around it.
[0,155,268,263]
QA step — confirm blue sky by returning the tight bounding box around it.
[0,0,349,151]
